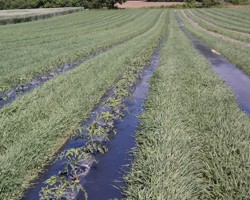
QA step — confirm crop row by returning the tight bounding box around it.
[0,9,151,106]
[212,8,250,21]
[125,12,250,199]
[0,9,158,92]
[192,9,250,34]
[204,8,250,24]
[40,22,167,200]
[0,8,84,25]
[180,10,250,47]
[178,10,250,76]
[185,10,250,43]
[0,9,169,200]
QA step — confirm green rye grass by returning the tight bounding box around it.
[0,8,84,25]
[178,9,250,76]
[0,10,169,200]
[186,10,250,43]
[193,9,250,33]
[125,11,250,200]
[0,9,158,92]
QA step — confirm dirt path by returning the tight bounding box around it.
[181,10,250,47]
[116,1,184,8]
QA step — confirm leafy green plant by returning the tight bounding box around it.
[39,175,86,200]
[84,121,109,140]
[85,141,108,154]
[62,149,91,177]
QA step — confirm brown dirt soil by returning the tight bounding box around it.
[116,1,184,8]
[181,10,250,47]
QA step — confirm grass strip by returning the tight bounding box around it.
[0,9,169,200]
[232,8,250,15]
[186,10,250,43]
[0,8,84,25]
[178,10,250,76]
[203,8,250,25]
[193,9,250,34]
[212,8,250,21]
[181,10,250,47]
[124,11,250,199]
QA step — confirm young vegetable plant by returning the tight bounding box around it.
[39,175,86,200]
[40,148,90,200]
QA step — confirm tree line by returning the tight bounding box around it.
[0,0,124,9]
[0,0,248,10]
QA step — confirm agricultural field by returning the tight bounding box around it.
[125,12,250,199]
[0,7,250,200]
[0,9,168,199]
[178,8,250,75]
[0,9,161,92]
[116,1,184,8]
[0,7,84,25]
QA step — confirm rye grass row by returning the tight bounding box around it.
[40,18,167,199]
[233,8,250,15]
[0,8,84,25]
[186,10,250,43]
[0,10,145,74]
[0,9,153,92]
[193,9,250,34]
[212,8,250,21]
[124,12,250,199]
[178,10,250,76]
[1,9,144,50]
[203,8,250,24]
[0,9,139,49]
[0,9,169,200]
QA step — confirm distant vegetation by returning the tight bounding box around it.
[148,0,248,6]
[0,0,248,9]
[0,0,125,9]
